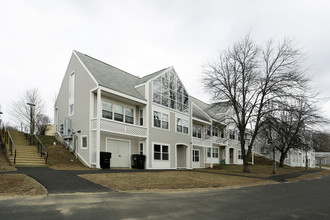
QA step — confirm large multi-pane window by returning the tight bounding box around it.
[177,118,188,134]
[153,111,169,130]
[154,144,169,160]
[102,101,134,125]
[152,70,189,114]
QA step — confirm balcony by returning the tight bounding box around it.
[192,137,212,147]
[212,136,227,145]
[91,118,147,138]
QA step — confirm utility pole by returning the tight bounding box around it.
[27,102,35,145]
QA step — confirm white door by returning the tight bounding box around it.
[106,139,130,167]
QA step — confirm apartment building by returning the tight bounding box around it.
[54,51,245,169]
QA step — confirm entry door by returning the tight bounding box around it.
[106,139,130,167]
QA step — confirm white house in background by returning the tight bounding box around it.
[54,50,247,169]
[254,141,316,168]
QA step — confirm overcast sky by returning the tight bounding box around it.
[1,0,330,131]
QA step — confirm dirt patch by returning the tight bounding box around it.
[79,171,274,192]
[0,147,16,172]
[0,174,47,198]
[47,145,90,170]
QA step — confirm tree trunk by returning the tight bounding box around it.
[243,161,250,172]
[279,154,285,168]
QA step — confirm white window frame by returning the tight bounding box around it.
[207,148,211,158]
[238,149,242,160]
[81,135,88,149]
[139,142,144,155]
[153,111,169,130]
[193,149,200,162]
[68,71,75,116]
[101,100,135,125]
[213,147,219,158]
[139,109,143,126]
[153,143,169,161]
[176,118,189,135]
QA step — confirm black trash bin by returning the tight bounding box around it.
[131,154,146,169]
[100,152,112,169]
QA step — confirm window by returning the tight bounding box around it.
[139,110,143,126]
[139,143,143,155]
[193,126,201,138]
[113,104,123,122]
[207,148,211,158]
[229,130,235,140]
[206,125,211,136]
[102,101,134,125]
[102,101,113,119]
[212,127,219,137]
[154,144,169,160]
[81,136,88,149]
[193,150,200,162]
[125,107,134,124]
[153,111,169,130]
[162,113,169,129]
[213,148,219,158]
[152,70,189,114]
[238,150,242,160]
[220,129,225,138]
[69,72,75,115]
[177,118,188,134]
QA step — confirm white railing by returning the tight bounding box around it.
[100,119,147,137]
[192,137,212,147]
[212,136,227,145]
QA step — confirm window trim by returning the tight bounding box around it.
[139,142,144,155]
[212,147,219,158]
[193,149,200,162]
[153,143,169,161]
[153,111,169,130]
[101,100,135,125]
[238,149,242,160]
[81,135,88,149]
[176,117,189,135]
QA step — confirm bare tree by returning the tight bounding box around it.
[9,88,47,134]
[260,96,325,167]
[35,114,51,135]
[203,35,308,172]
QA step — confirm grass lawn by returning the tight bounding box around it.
[0,174,47,198]
[36,134,89,170]
[0,146,16,172]
[199,164,311,178]
[80,171,275,192]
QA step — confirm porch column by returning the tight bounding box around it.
[96,87,101,168]
[210,146,213,168]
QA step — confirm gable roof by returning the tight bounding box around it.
[191,96,230,123]
[74,50,146,101]
[136,67,172,85]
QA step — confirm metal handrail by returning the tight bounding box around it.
[7,131,17,164]
[34,135,48,164]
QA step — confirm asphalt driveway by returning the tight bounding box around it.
[17,167,112,194]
